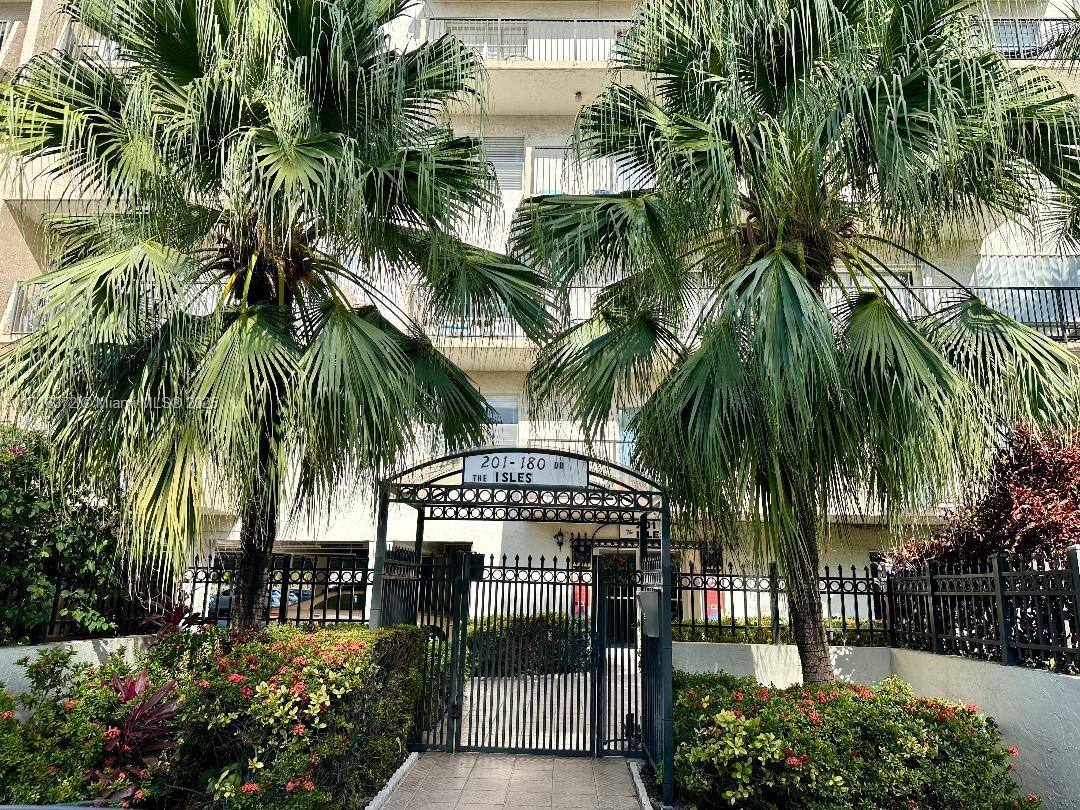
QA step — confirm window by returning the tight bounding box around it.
[991,19,1039,58]
[487,394,520,446]
[483,137,525,191]
[6,282,46,337]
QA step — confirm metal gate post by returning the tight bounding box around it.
[591,555,606,756]
[659,505,674,806]
[448,550,473,752]
[368,485,390,630]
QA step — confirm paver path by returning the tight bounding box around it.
[383,752,641,809]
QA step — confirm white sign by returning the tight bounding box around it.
[463,451,588,488]
[620,518,661,541]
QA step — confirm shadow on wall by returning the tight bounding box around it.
[672,641,892,688]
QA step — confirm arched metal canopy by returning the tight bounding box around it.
[382,446,667,524]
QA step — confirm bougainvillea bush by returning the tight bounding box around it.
[672,670,1036,809]
[887,425,1080,570]
[0,624,425,807]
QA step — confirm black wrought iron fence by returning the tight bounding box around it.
[2,570,170,644]
[184,553,372,627]
[674,549,1080,673]
[672,561,888,646]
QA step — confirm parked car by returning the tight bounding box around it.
[206,587,313,626]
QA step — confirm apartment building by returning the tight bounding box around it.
[0,0,1077,576]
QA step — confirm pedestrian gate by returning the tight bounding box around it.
[369,448,674,803]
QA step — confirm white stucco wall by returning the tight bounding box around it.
[673,641,1080,808]
[892,650,1080,809]
[672,641,893,688]
[0,636,154,701]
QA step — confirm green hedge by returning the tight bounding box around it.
[671,670,1037,809]
[0,624,426,808]
[466,613,592,676]
[672,615,887,647]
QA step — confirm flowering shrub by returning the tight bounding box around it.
[672,671,1036,809]
[0,646,173,805]
[0,624,425,808]
[163,624,425,808]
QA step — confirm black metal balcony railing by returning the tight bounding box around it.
[426,18,632,62]
[415,285,1080,342]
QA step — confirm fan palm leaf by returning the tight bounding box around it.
[0,0,552,623]
[512,0,1080,682]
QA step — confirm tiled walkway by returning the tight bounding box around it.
[384,752,641,809]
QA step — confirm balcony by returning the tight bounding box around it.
[425,18,631,64]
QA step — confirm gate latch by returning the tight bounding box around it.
[449,702,462,719]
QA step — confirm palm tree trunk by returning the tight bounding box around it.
[787,509,835,684]
[230,418,279,628]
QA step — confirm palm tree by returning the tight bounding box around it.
[511,0,1080,683]
[0,0,551,626]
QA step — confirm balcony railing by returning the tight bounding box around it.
[980,17,1075,60]
[531,147,640,195]
[412,285,1080,343]
[529,437,635,468]
[426,18,632,62]
[61,21,122,61]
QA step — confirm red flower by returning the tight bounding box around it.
[784,756,803,768]
[197,680,211,689]
[1008,746,1019,757]
[104,727,122,741]
[734,691,743,701]
[240,782,259,793]
[808,711,822,724]
[293,656,307,667]
[218,658,228,672]
[733,710,743,719]
[286,780,300,792]
[134,790,146,801]
[293,723,306,735]
[63,700,76,712]
[0,710,13,721]
[240,686,254,700]
[227,673,246,684]
[965,704,979,714]
[303,779,315,791]
[46,765,58,776]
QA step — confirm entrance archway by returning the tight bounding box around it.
[368,447,674,802]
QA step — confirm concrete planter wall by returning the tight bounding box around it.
[0,636,154,700]
[673,641,1080,809]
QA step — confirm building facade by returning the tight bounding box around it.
[0,0,1078,578]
